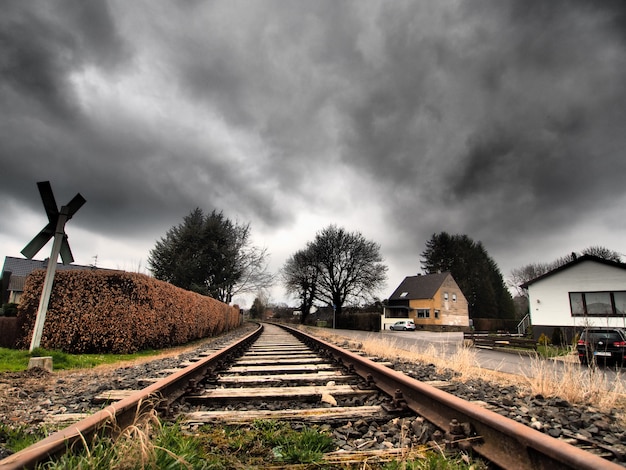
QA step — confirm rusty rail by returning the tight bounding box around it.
[0,324,263,470]
[282,324,622,470]
[2,322,623,469]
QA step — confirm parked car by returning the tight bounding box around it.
[389,320,416,331]
[576,328,626,365]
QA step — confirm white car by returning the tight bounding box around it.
[389,320,416,331]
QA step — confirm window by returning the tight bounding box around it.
[400,292,409,298]
[614,292,626,315]
[443,292,449,301]
[569,291,626,316]
[434,309,440,319]
[387,309,409,319]
[452,293,457,302]
[417,309,430,318]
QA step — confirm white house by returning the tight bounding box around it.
[521,255,626,341]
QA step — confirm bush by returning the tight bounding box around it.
[1,303,18,317]
[551,327,565,347]
[16,270,241,354]
[538,333,550,346]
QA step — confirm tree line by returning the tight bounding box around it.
[147,208,622,323]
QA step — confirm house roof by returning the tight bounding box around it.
[1,256,98,277]
[389,272,451,300]
[520,255,626,288]
[8,275,26,292]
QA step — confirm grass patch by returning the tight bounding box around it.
[37,411,208,470]
[0,423,47,453]
[0,333,232,373]
[536,344,572,359]
[382,451,485,469]
[197,419,334,467]
[32,413,487,470]
[0,347,173,373]
[523,354,626,409]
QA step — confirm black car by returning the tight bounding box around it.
[576,328,626,365]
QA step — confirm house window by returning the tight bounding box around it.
[452,294,457,302]
[417,309,430,318]
[400,292,409,298]
[569,291,626,316]
[386,309,409,319]
[434,309,440,319]
[615,292,626,315]
[443,292,449,301]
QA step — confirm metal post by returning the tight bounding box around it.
[30,207,69,351]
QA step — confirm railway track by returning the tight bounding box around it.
[0,323,624,469]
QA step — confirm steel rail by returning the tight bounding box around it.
[282,324,623,470]
[0,324,263,470]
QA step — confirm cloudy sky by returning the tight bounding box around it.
[2,0,626,307]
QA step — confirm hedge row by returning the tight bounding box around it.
[16,270,241,354]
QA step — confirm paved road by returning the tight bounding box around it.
[321,327,626,388]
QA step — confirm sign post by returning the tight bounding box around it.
[21,181,85,351]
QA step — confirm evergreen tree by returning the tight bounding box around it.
[421,232,515,319]
[148,208,272,303]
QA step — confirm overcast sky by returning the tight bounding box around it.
[2,0,626,307]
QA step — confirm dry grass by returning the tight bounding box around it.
[305,327,626,413]
[523,354,626,410]
[306,328,519,387]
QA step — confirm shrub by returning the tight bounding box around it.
[16,270,241,354]
[537,333,551,346]
[1,303,18,317]
[551,327,565,347]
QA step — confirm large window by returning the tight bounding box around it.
[569,291,626,316]
[417,309,430,318]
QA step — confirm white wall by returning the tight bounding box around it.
[528,261,626,328]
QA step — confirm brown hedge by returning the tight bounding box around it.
[16,269,241,354]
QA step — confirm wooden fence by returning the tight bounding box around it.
[463,331,537,351]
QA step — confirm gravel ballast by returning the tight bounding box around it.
[1,323,625,466]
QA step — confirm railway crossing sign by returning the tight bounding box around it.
[21,181,86,351]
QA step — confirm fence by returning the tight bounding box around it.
[463,331,537,351]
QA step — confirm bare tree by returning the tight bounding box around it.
[283,225,388,319]
[509,245,623,297]
[282,247,318,323]
[310,225,387,317]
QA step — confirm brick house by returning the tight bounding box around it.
[383,272,470,331]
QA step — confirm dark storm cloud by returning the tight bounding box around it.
[1,0,625,293]
[0,0,126,118]
[0,0,130,214]
[336,0,626,259]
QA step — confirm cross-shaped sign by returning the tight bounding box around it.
[22,181,86,264]
[21,181,86,351]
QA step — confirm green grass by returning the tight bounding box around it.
[0,423,47,453]
[382,452,487,469]
[194,420,336,467]
[18,412,486,470]
[37,415,210,470]
[536,344,572,358]
[0,347,162,373]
